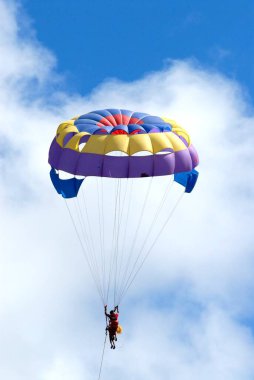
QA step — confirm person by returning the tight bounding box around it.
[104,305,119,349]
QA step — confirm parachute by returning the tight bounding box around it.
[48,109,199,306]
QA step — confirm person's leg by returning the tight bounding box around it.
[110,335,114,349]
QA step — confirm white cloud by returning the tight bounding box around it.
[0,1,254,379]
[0,0,55,87]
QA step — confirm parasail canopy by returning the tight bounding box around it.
[48,109,199,305]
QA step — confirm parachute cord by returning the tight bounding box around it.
[112,177,124,305]
[116,177,153,303]
[114,179,132,304]
[100,178,106,302]
[106,179,117,303]
[106,178,120,303]
[79,188,107,303]
[96,178,106,300]
[97,326,107,380]
[75,198,103,297]
[119,190,185,303]
[116,176,173,304]
[75,196,105,301]
[113,178,123,306]
[64,200,105,305]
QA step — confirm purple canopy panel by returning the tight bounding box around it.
[153,153,175,176]
[188,144,199,167]
[57,148,79,174]
[79,135,91,144]
[48,138,62,168]
[63,133,76,146]
[76,153,104,177]
[129,155,154,177]
[49,139,198,178]
[174,149,193,173]
[102,156,129,178]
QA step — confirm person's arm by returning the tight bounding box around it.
[114,305,119,313]
[104,305,111,318]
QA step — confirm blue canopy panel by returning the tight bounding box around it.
[50,168,84,198]
[174,169,199,193]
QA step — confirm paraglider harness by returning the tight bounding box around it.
[104,305,119,349]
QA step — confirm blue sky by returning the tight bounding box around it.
[1,1,254,379]
[22,0,254,101]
